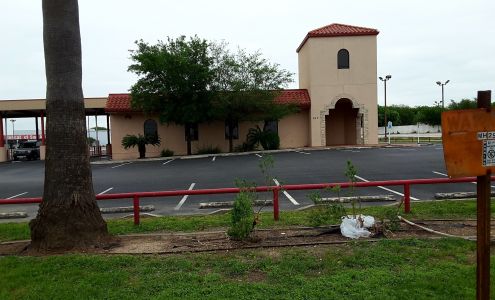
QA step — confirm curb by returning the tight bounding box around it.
[319,195,396,203]
[199,200,273,209]
[90,144,421,165]
[0,212,28,219]
[434,192,495,200]
[100,205,155,214]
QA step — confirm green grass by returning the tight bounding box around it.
[0,238,493,299]
[0,199,491,242]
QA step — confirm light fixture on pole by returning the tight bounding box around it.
[436,80,450,109]
[379,75,392,139]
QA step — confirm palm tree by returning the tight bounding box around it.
[122,134,161,159]
[29,0,110,250]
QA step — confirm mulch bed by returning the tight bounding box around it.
[1,220,493,256]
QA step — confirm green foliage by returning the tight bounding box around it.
[129,36,215,126]
[260,131,280,150]
[160,149,174,157]
[128,36,295,154]
[227,192,255,240]
[121,134,160,159]
[447,98,476,110]
[307,191,347,226]
[246,126,281,150]
[414,105,443,126]
[233,141,256,152]
[1,200,492,242]
[196,145,221,154]
[0,239,485,299]
[344,160,359,218]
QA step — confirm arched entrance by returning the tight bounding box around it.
[325,98,360,145]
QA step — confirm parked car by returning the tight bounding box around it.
[13,140,41,161]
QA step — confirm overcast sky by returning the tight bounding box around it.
[1,0,494,130]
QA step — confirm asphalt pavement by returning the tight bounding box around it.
[0,144,483,222]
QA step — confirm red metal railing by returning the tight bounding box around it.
[1,176,493,225]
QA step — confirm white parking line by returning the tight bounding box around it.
[255,154,263,158]
[432,171,495,188]
[162,159,174,165]
[6,192,28,199]
[342,150,360,153]
[174,183,196,210]
[273,179,299,205]
[294,150,310,155]
[97,187,113,195]
[212,156,216,162]
[354,175,420,201]
[111,162,132,169]
[432,171,448,177]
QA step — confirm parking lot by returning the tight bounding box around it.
[0,144,486,222]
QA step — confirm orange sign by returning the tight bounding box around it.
[442,108,495,178]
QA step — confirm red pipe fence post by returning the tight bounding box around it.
[273,187,280,221]
[404,183,411,213]
[133,195,140,225]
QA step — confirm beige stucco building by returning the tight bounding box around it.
[0,23,379,161]
[106,23,379,160]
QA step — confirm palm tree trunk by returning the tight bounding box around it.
[29,0,110,250]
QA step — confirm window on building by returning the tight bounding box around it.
[144,119,158,139]
[337,49,350,69]
[264,120,278,134]
[225,121,239,139]
[185,123,199,141]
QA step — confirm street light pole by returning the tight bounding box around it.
[379,75,392,139]
[436,80,450,109]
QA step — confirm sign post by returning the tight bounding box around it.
[476,90,491,300]
[387,121,393,144]
[441,90,492,300]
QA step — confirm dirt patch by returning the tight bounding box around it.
[1,220,494,256]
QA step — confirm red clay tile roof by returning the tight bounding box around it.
[105,90,311,113]
[105,93,135,113]
[297,23,379,52]
[274,89,310,108]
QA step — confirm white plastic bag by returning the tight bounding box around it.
[340,215,375,239]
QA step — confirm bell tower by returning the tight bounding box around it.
[297,23,379,146]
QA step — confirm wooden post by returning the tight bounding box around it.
[476,90,491,300]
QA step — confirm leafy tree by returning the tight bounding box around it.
[121,134,161,159]
[414,106,443,126]
[129,36,215,155]
[128,37,296,154]
[29,0,110,250]
[447,98,476,110]
[210,47,295,151]
[377,106,401,126]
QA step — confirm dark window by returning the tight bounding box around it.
[185,123,199,141]
[225,121,239,140]
[337,49,349,69]
[264,120,278,134]
[144,119,158,139]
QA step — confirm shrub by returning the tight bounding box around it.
[160,149,174,157]
[260,131,280,150]
[196,145,221,155]
[247,126,280,150]
[121,134,160,159]
[234,142,256,152]
[307,191,346,227]
[227,192,255,240]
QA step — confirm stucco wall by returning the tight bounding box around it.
[110,111,309,160]
[298,35,378,146]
